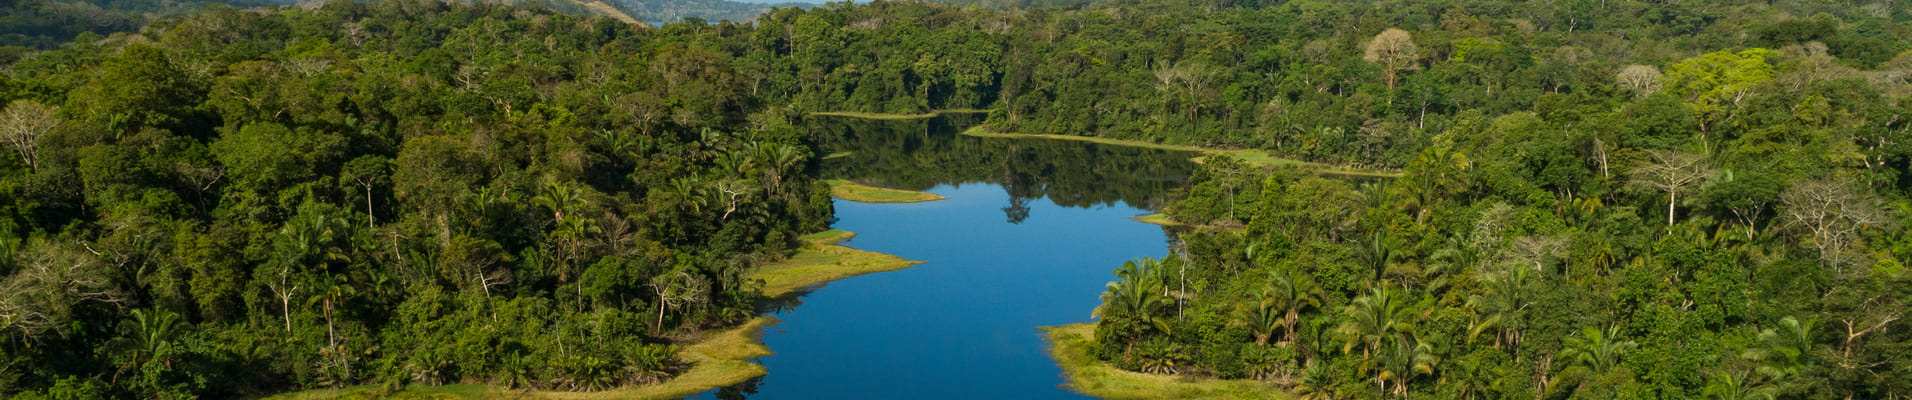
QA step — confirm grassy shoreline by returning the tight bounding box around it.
[1132,213,1245,232]
[264,230,922,400]
[1042,323,1293,400]
[755,229,923,298]
[962,126,1400,178]
[827,179,947,203]
[807,109,989,120]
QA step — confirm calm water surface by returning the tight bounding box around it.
[695,116,1193,399]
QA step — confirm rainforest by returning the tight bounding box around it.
[2,0,1910,399]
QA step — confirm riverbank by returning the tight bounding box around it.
[541,317,778,400]
[264,230,922,400]
[961,127,1399,178]
[1041,323,1292,400]
[755,229,925,298]
[808,109,989,120]
[828,179,947,203]
[1132,213,1245,232]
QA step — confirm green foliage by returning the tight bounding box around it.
[1085,3,1912,395]
[0,1,832,397]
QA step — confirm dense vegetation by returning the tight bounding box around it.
[0,1,834,398]
[739,0,1912,171]
[1085,3,1912,397]
[7,0,1912,398]
[0,0,283,51]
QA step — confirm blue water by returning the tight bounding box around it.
[695,182,1174,399]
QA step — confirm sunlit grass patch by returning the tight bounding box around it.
[540,317,777,400]
[827,179,947,203]
[1042,323,1294,400]
[750,233,923,298]
[1133,213,1184,227]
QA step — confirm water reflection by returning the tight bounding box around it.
[689,116,1196,399]
[811,114,1199,223]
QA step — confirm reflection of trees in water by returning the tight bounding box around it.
[810,115,1197,220]
[715,376,763,400]
[1001,196,1031,224]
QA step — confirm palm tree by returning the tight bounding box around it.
[273,210,352,333]
[1467,266,1533,351]
[748,142,805,194]
[1268,269,1322,344]
[308,274,358,385]
[661,177,710,214]
[1092,258,1172,356]
[120,309,179,369]
[533,182,585,225]
[1703,370,1776,400]
[1372,333,1441,399]
[1556,325,1637,393]
[1450,355,1501,400]
[1743,316,1813,380]
[117,309,181,392]
[1357,230,1404,285]
[1229,291,1283,346]
[1340,286,1410,358]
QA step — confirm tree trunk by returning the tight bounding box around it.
[281,295,292,333]
[1667,192,1677,226]
[363,184,375,227]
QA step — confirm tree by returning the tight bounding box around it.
[340,156,390,228]
[650,268,709,333]
[1663,49,1775,133]
[1268,269,1322,345]
[1742,316,1812,381]
[0,100,57,171]
[114,308,181,394]
[1556,326,1638,391]
[1702,370,1775,400]
[0,240,125,342]
[1629,150,1716,226]
[1230,293,1283,347]
[1339,286,1410,359]
[1615,65,1664,97]
[1093,258,1171,356]
[1468,266,1532,351]
[1364,29,1419,90]
[1779,179,1890,272]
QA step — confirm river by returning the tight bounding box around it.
[694,115,1196,399]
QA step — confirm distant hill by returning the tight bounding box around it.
[0,0,286,49]
[0,0,640,49]
[618,0,814,25]
[501,0,643,24]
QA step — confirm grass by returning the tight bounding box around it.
[573,0,638,25]
[1042,323,1294,400]
[263,231,922,400]
[752,229,924,298]
[827,179,947,203]
[963,126,1401,178]
[538,317,777,400]
[1132,213,1184,227]
[807,109,990,120]
[1131,213,1245,232]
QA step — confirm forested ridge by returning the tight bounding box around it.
[4,0,1912,398]
[1070,2,1912,399]
[0,1,833,398]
